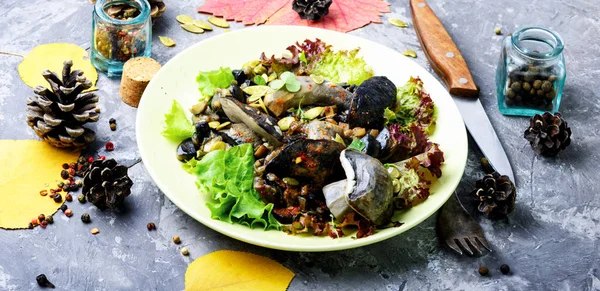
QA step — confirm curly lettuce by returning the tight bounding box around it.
[184,144,280,230]
[386,77,436,133]
[196,67,234,99]
[161,100,194,142]
[386,143,444,209]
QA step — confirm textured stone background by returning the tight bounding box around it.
[1,0,599,290]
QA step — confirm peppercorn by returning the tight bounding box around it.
[500,264,510,274]
[60,170,69,179]
[69,162,77,169]
[38,214,46,222]
[45,215,54,224]
[36,274,55,288]
[31,218,39,226]
[65,209,73,217]
[78,156,86,164]
[68,168,76,176]
[60,204,68,212]
[110,123,117,131]
[57,181,64,188]
[147,222,156,231]
[53,194,62,203]
[494,28,501,35]
[109,118,116,124]
[87,156,94,163]
[98,156,106,160]
[541,81,553,92]
[510,81,521,92]
[478,266,489,276]
[105,142,115,151]
[180,247,189,256]
[62,163,69,169]
[65,193,73,202]
[81,213,91,223]
[173,236,181,244]
[78,194,86,203]
[40,190,48,196]
[28,222,34,229]
[40,220,48,229]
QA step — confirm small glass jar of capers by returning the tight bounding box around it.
[496,27,566,116]
[91,0,152,77]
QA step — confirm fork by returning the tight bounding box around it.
[436,192,491,255]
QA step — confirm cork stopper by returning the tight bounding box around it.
[119,57,162,107]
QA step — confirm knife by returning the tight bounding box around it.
[409,0,515,183]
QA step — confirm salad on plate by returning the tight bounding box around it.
[161,39,444,239]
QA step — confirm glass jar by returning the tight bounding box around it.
[496,27,566,116]
[91,0,152,77]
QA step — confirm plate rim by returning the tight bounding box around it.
[136,25,467,252]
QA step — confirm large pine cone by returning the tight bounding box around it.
[524,112,571,157]
[149,0,166,19]
[292,0,332,21]
[82,159,133,209]
[26,60,99,149]
[472,172,516,220]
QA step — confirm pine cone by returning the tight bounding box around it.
[472,172,516,220]
[26,60,99,149]
[82,159,133,209]
[149,0,166,19]
[524,112,571,157]
[292,0,332,21]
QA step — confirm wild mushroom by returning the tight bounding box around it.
[220,96,284,147]
[323,149,394,225]
[263,76,351,117]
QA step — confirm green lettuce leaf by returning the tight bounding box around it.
[161,100,195,141]
[348,139,366,151]
[196,67,235,99]
[388,77,436,132]
[186,144,280,230]
[309,48,373,85]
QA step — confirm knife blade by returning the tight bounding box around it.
[409,0,515,183]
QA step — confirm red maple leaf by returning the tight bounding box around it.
[198,0,390,33]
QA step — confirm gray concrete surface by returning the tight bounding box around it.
[1,0,599,290]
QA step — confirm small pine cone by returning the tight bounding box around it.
[524,112,572,157]
[472,172,516,220]
[82,159,133,209]
[292,0,333,21]
[148,0,166,19]
[25,60,99,149]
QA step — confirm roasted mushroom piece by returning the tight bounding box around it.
[217,123,263,149]
[322,149,394,225]
[220,96,284,147]
[176,138,197,162]
[263,76,352,117]
[265,139,345,188]
[345,76,397,129]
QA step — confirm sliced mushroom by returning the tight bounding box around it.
[220,96,284,147]
[322,149,394,225]
[263,76,352,117]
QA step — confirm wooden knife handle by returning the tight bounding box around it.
[410,0,478,98]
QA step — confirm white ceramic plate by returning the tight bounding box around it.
[137,26,467,252]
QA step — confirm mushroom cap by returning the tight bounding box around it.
[340,149,394,225]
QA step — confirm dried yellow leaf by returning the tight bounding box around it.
[208,16,230,28]
[185,250,294,291]
[0,140,80,229]
[158,36,176,47]
[17,43,98,92]
[402,49,417,58]
[181,24,204,34]
[389,18,409,28]
[193,20,213,31]
[176,14,193,24]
